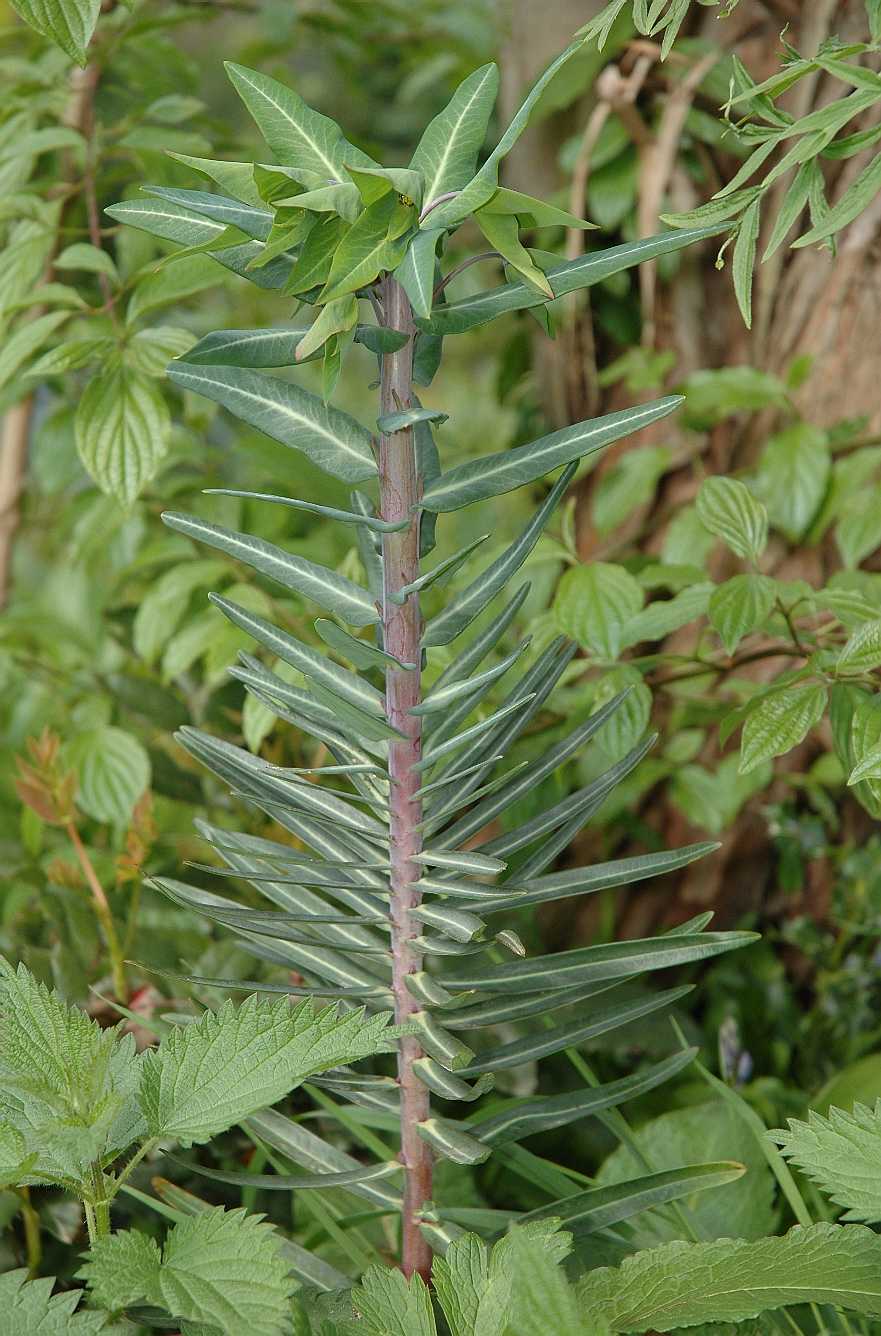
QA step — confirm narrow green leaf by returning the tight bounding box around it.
[422,397,681,511]
[181,324,408,368]
[378,407,448,434]
[475,208,553,294]
[397,229,440,318]
[162,511,378,625]
[732,197,760,328]
[421,229,721,336]
[423,463,576,646]
[204,487,406,532]
[143,185,273,241]
[165,362,377,483]
[177,1153,401,1192]
[793,146,881,247]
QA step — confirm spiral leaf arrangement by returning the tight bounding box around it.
[109,36,752,1279]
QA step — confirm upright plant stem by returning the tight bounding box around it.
[378,275,433,1279]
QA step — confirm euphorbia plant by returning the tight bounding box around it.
[109,37,754,1280]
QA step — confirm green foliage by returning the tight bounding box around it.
[0,1267,108,1335]
[773,1100,881,1223]
[81,1206,295,1335]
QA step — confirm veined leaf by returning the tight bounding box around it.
[225,62,377,180]
[793,149,881,247]
[162,511,378,625]
[423,463,576,646]
[732,197,761,328]
[209,594,385,714]
[411,63,500,211]
[295,294,358,361]
[739,684,827,774]
[397,228,440,318]
[578,1222,881,1331]
[507,1227,584,1336]
[351,1264,437,1336]
[320,190,414,302]
[696,477,768,561]
[772,1101,881,1222]
[708,574,776,655]
[0,1268,107,1335]
[423,397,680,511]
[168,152,265,206]
[475,208,552,295]
[165,362,377,482]
[76,363,170,504]
[444,930,755,992]
[143,185,273,240]
[471,1050,697,1146]
[420,228,720,335]
[181,323,408,367]
[10,0,100,64]
[482,186,595,230]
[140,994,398,1145]
[520,1162,745,1240]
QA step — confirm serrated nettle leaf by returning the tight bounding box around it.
[140,994,398,1145]
[75,362,170,505]
[773,1101,881,1223]
[708,574,777,654]
[166,362,376,483]
[423,397,681,512]
[696,476,768,561]
[0,1268,107,1336]
[739,683,827,774]
[578,1222,881,1331]
[225,62,377,180]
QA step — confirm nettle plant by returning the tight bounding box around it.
[105,39,758,1281]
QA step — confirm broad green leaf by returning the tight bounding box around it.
[10,0,100,63]
[346,164,423,207]
[620,584,713,648]
[0,957,144,1186]
[423,464,577,647]
[165,363,376,483]
[75,363,170,504]
[162,511,377,625]
[708,574,776,654]
[0,1122,36,1187]
[127,326,196,376]
[67,725,151,825]
[773,1101,881,1222]
[133,559,229,665]
[285,214,348,295]
[225,62,376,180]
[139,994,397,1145]
[83,1207,295,1336]
[0,1269,107,1336]
[696,477,768,561]
[838,619,881,674]
[507,1227,584,1336]
[78,1228,162,1312]
[319,190,414,302]
[755,423,830,542]
[421,228,720,335]
[739,684,827,774]
[423,397,680,512]
[128,254,222,322]
[351,1265,437,1336]
[397,228,440,318]
[0,311,68,391]
[168,152,264,206]
[55,241,118,281]
[475,208,552,294]
[554,562,644,659]
[410,61,499,210]
[295,294,358,361]
[578,1222,881,1331]
[732,197,760,328]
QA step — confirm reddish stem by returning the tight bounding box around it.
[378,275,433,1279]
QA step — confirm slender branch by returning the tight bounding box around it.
[419,190,458,222]
[433,251,500,300]
[66,821,128,1002]
[16,1187,42,1276]
[378,275,433,1280]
